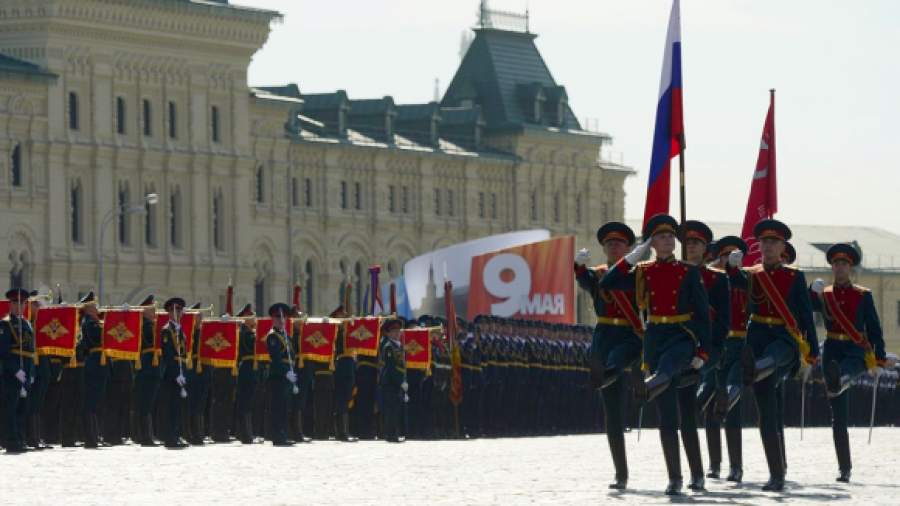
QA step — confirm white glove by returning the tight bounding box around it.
[401,381,409,392]
[800,363,813,383]
[624,238,651,265]
[176,374,186,387]
[811,278,826,296]
[869,367,884,378]
[403,394,409,403]
[728,249,744,268]
[286,371,297,383]
[29,375,35,385]
[574,248,591,267]
[690,356,705,370]
[15,369,26,383]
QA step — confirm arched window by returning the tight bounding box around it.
[211,105,221,143]
[68,92,79,130]
[254,278,266,315]
[118,182,131,246]
[8,251,30,290]
[71,179,83,244]
[255,167,265,203]
[575,194,583,224]
[305,260,314,313]
[490,192,497,219]
[168,101,177,139]
[142,99,152,136]
[291,177,299,207]
[212,189,224,251]
[354,182,362,210]
[116,97,126,135]
[354,261,363,313]
[530,190,538,221]
[169,186,182,248]
[553,192,560,223]
[10,144,22,187]
[447,189,455,217]
[144,183,157,247]
[304,178,312,207]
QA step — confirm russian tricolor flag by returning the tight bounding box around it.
[642,0,685,228]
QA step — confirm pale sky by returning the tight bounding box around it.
[243,0,900,235]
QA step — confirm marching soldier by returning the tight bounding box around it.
[26,293,54,450]
[135,295,162,446]
[709,236,750,482]
[332,307,358,442]
[209,309,238,444]
[79,292,108,449]
[159,297,189,449]
[741,219,819,491]
[379,318,407,442]
[104,312,135,446]
[351,325,379,440]
[185,302,210,445]
[809,243,892,482]
[599,214,710,495]
[573,221,642,490]
[680,220,730,489]
[235,304,260,444]
[265,302,297,446]
[1,287,35,453]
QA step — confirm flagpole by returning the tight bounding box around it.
[678,136,687,260]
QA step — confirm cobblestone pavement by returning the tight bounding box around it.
[2,427,898,505]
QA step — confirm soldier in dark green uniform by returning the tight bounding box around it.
[810,243,892,482]
[26,293,54,450]
[159,297,189,449]
[185,302,210,445]
[351,329,379,440]
[574,221,642,489]
[331,306,358,442]
[1,288,35,453]
[379,318,406,442]
[234,304,260,444]
[741,220,819,491]
[104,311,135,446]
[135,295,163,446]
[59,325,85,447]
[266,302,297,446]
[80,292,108,449]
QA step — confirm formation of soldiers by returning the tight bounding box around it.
[576,215,897,495]
[0,290,596,452]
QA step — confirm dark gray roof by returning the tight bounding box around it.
[302,91,349,110]
[441,28,580,131]
[255,84,301,100]
[348,97,394,115]
[0,53,55,79]
[396,103,440,121]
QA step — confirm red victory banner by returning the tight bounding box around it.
[346,317,382,357]
[402,327,438,372]
[197,319,240,374]
[467,235,575,324]
[0,300,32,320]
[297,318,339,367]
[101,308,143,366]
[34,305,79,358]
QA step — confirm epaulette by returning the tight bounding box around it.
[705,265,725,274]
[744,264,765,274]
[853,284,871,293]
[637,260,655,268]
[591,264,609,273]
[782,264,800,271]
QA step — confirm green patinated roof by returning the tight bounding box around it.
[0,53,55,79]
[441,28,580,132]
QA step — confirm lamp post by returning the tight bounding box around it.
[98,193,159,305]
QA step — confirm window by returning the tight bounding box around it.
[305,261,315,313]
[447,189,454,217]
[354,182,361,210]
[212,189,224,251]
[9,266,23,290]
[144,184,157,247]
[118,182,131,246]
[389,185,396,213]
[70,180,83,244]
[490,193,497,219]
[116,97,126,135]
[168,101,177,139]
[255,167,265,203]
[478,192,485,219]
[169,186,182,249]
[211,106,220,143]
[10,144,22,187]
[354,262,363,313]
[291,177,299,207]
[575,194,583,224]
[434,188,442,216]
[401,186,409,214]
[530,191,538,221]
[142,99,152,136]
[68,92,79,131]
[254,278,266,315]
[553,192,560,223]
[340,181,348,209]
[297,178,309,208]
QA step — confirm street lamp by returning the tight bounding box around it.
[98,193,158,305]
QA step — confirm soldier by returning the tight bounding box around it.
[351,318,380,440]
[185,302,210,445]
[599,214,710,495]
[104,303,136,446]
[135,295,163,447]
[679,220,730,489]
[740,219,819,491]
[235,304,260,444]
[26,293,54,450]
[266,302,297,446]
[574,221,643,490]
[1,288,35,453]
[379,318,407,442]
[78,291,108,449]
[159,297,189,449]
[709,236,750,482]
[59,319,85,448]
[331,306,358,442]
[809,243,892,482]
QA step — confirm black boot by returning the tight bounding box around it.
[660,431,683,495]
[697,382,716,414]
[240,414,254,444]
[141,415,159,447]
[761,432,785,492]
[607,431,628,490]
[706,426,721,479]
[295,412,312,443]
[741,347,775,386]
[84,415,99,449]
[725,427,743,482]
[834,429,852,482]
[683,430,706,491]
[189,415,205,445]
[640,373,672,404]
[26,415,40,450]
[338,413,358,443]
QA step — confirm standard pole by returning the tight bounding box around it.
[678,138,687,261]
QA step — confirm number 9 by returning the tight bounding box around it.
[483,253,531,317]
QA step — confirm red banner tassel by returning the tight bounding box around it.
[292,284,302,312]
[225,279,234,316]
